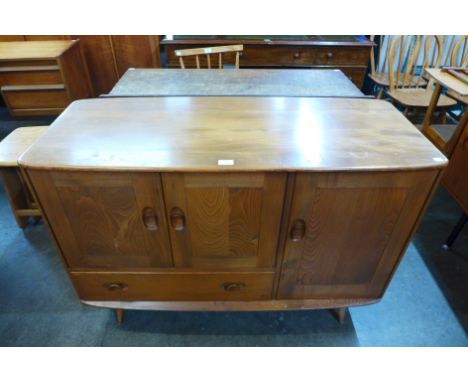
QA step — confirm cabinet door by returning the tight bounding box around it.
[162,173,286,269]
[278,170,439,299]
[28,171,172,269]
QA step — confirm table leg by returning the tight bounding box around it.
[330,307,348,324]
[1,168,30,228]
[421,83,442,134]
[444,213,468,249]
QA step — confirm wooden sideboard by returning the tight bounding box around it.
[0,40,93,116]
[162,36,373,88]
[19,97,446,322]
[0,36,162,96]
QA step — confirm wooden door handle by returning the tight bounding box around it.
[103,282,128,292]
[290,219,306,242]
[222,282,246,292]
[142,207,158,231]
[170,207,186,231]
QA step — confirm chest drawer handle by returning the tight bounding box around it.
[293,52,301,59]
[142,207,158,231]
[103,282,128,292]
[222,282,246,292]
[290,219,306,242]
[326,52,334,58]
[170,207,186,231]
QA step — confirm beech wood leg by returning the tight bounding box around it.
[376,87,384,99]
[444,213,468,249]
[1,168,30,228]
[115,308,124,325]
[330,307,348,324]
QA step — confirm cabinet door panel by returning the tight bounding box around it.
[162,173,286,269]
[28,170,172,269]
[278,171,438,299]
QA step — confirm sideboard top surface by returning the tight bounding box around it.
[0,40,75,60]
[19,97,447,172]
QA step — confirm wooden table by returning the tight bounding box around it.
[19,97,446,324]
[107,68,365,98]
[422,68,468,247]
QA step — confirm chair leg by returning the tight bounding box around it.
[376,87,384,99]
[330,307,348,324]
[403,107,409,118]
[444,213,468,249]
[115,308,124,325]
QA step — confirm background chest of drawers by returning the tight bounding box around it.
[0,40,93,116]
[162,36,373,88]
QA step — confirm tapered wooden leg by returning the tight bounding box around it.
[376,87,384,99]
[115,308,124,325]
[330,307,348,324]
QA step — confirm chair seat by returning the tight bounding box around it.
[369,72,427,87]
[447,89,468,105]
[387,88,458,108]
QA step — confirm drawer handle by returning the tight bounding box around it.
[170,207,186,231]
[293,52,300,59]
[290,219,306,242]
[326,52,334,58]
[103,282,128,292]
[142,207,158,231]
[222,282,246,292]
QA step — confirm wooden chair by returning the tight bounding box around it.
[446,35,468,104]
[387,35,457,119]
[175,45,243,69]
[368,35,426,99]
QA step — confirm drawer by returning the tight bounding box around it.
[240,46,369,67]
[0,66,62,86]
[1,85,69,109]
[165,45,370,68]
[70,271,275,301]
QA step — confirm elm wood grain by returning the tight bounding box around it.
[0,126,47,227]
[70,271,275,301]
[18,97,447,172]
[162,173,286,269]
[107,69,364,98]
[277,170,439,300]
[83,297,380,311]
[27,170,173,269]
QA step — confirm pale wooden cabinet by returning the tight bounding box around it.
[19,97,446,321]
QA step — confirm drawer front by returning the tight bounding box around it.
[2,88,69,109]
[165,45,370,68]
[70,271,274,301]
[0,69,63,86]
[241,46,369,67]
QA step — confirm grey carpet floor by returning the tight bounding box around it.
[0,110,467,346]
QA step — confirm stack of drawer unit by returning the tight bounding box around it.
[0,40,93,116]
